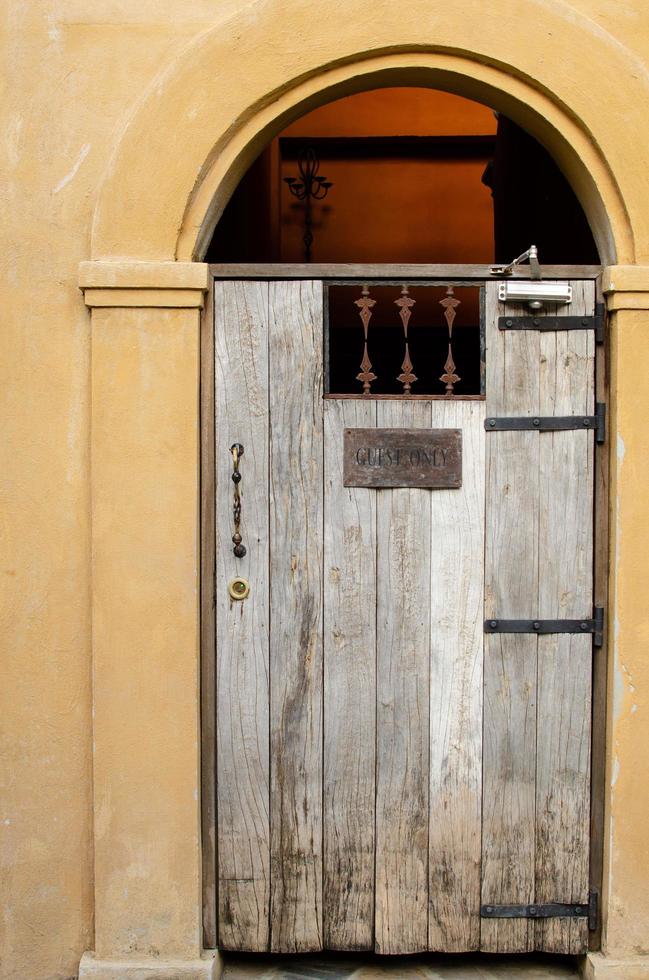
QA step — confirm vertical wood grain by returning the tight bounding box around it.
[482,280,596,954]
[428,400,485,951]
[269,281,324,952]
[535,281,595,954]
[375,400,431,954]
[215,281,270,951]
[590,275,609,952]
[323,399,377,950]
[482,286,539,953]
[201,280,216,948]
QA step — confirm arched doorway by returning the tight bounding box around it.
[203,84,606,964]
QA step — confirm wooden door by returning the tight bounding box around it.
[213,277,598,955]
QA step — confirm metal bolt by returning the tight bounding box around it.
[583,418,591,427]
[529,906,538,916]
[505,319,513,327]
[580,622,588,631]
[533,621,541,630]
[489,419,496,427]
[533,418,540,426]
[490,620,498,629]
[532,318,540,326]
[574,906,583,916]
[485,906,494,913]
[582,319,589,326]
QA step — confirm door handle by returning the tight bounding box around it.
[230,443,246,558]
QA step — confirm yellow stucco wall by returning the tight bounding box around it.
[3,2,649,978]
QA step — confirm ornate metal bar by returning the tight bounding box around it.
[439,285,461,396]
[355,285,377,394]
[396,285,417,394]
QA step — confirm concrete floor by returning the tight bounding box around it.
[221,952,581,979]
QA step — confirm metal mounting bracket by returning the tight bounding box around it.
[490,244,541,278]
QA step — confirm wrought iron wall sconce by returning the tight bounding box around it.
[284,145,333,262]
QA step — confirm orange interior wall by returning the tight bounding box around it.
[278,88,496,263]
[282,88,497,138]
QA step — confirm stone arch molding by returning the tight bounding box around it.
[93,0,649,267]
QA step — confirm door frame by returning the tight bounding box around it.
[199,262,608,952]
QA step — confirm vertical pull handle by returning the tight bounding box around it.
[230,444,246,558]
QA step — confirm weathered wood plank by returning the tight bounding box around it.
[535,281,595,953]
[375,400,431,954]
[590,274,609,952]
[201,279,216,948]
[323,399,377,950]
[428,400,485,951]
[269,281,324,952]
[210,264,601,281]
[215,281,270,951]
[482,285,539,953]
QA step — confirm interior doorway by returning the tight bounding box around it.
[206,87,599,267]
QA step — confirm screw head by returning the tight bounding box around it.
[490,620,498,629]
[505,319,513,327]
[580,622,588,631]
[533,621,541,630]
[532,418,540,426]
[489,419,496,427]
[532,318,540,326]
[582,319,589,326]
[485,906,494,913]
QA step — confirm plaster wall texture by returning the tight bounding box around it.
[3,2,649,979]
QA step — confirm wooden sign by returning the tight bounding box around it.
[343,428,462,489]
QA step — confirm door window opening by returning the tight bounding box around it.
[326,282,484,397]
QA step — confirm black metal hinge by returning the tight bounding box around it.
[485,607,604,647]
[485,402,606,444]
[588,888,600,932]
[481,889,599,930]
[498,303,605,344]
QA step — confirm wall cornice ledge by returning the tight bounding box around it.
[603,265,649,311]
[79,261,210,308]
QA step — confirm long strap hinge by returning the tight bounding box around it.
[485,607,604,647]
[481,891,598,929]
[485,402,605,444]
[498,303,605,344]
[481,902,588,920]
